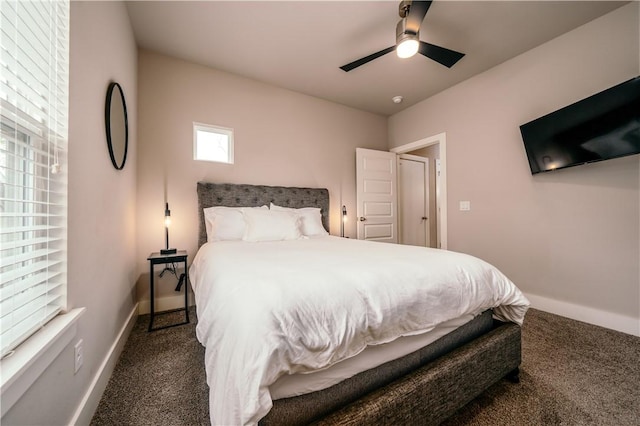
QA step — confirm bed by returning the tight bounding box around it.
[190,182,529,425]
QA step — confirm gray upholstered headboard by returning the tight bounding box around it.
[197,182,330,248]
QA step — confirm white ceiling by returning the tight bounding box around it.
[125,1,626,116]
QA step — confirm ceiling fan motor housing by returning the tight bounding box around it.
[396,18,418,44]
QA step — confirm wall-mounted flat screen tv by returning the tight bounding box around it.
[519,76,640,174]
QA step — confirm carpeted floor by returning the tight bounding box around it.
[91,308,639,426]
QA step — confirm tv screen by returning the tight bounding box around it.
[519,76,640,174]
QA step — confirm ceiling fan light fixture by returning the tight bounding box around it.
[396,18,419,59]
[397,37,419,58]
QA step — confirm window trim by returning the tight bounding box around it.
[193,122,234,164]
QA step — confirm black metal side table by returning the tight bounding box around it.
[147,250,190,332]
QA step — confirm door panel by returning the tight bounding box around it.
[364,156,394,173]
[363,224,394,240]
[356,148,398,243]
[364,202,393,216]
[363,180,393,194]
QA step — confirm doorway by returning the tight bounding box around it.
[391,133,447,249]
[355,133,447,249]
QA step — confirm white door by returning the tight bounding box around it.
[398,155,429,247]
[356,148,398,243]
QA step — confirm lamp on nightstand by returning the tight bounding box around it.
[161,202,177,255]
[340,205,347,238]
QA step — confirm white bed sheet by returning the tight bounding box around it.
[189,236,529,426]
[270,311,478,399]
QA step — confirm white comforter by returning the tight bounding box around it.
[189,236,529,425]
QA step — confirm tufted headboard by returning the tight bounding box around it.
[197,182,330,248]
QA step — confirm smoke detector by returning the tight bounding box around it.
[392,96,403,104]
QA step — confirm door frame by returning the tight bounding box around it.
[398,154,430,247]
[390,132,447,249]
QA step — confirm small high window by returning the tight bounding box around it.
[193,122,234,164]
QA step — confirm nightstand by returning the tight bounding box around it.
[147,250,190,332]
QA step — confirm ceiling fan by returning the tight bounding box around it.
[340,0,465,72]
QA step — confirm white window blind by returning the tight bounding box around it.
[0,0,69,357]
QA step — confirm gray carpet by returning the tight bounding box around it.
[91,308,639,426]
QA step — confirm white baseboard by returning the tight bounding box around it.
[138,293,195,315]
[68,303,139,426]
[524,293,639,337]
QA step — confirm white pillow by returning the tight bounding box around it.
[242,209,302,242]
[270,203,328,236]
[204,206,267,242]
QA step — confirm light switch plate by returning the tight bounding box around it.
[459,201,471,211]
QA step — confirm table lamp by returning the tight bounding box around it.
[161,202,177,255]
[341,205,347,238]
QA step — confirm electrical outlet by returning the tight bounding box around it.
[74,339,84,374]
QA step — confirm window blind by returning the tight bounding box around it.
[0,0,69,357]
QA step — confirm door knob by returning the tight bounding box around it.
[359,217,367,221]
[422,217,428,221]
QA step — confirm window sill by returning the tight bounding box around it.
[1,307,86,417]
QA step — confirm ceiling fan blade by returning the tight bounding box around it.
[418,41,465,68]
[340,46,396,72]
[405,1,432,33]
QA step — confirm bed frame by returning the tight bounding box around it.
[196,181,521,425]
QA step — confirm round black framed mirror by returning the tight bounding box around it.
[105,82,129,170]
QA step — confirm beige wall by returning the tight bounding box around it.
[389,4,639,324]
[136,51,387,305]
[3,2,138,424]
